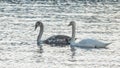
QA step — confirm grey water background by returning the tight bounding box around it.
[0,1,120,68]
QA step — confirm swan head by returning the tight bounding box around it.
[68,21,76,26]
[35,21,43,30]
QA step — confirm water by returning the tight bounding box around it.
[0,3,120,68]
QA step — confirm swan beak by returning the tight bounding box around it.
[34,23,38,31]
[34,27,37,31]
[68,23,71,26]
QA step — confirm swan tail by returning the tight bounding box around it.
[106,43,112,45]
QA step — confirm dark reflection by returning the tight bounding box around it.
[68,46,77,62]
[38,45,44,54]
[35,51,44,63]
[39,47,44,53]
[70,46,76,59]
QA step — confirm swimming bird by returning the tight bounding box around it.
[35,21,71,51]
[68,21,111,48]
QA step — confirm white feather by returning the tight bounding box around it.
[69,21,111,48]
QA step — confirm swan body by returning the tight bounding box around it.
[69,21,111,48]
[71,38,111,48]
[35,21,71,47]
[44,35,71,46]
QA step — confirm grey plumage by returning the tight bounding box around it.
[35,21,71,47]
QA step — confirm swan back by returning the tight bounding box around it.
[43,35,71,46]
[75,38,111,48]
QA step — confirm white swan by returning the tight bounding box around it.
[35,21,72,52]
[68,21,111,48]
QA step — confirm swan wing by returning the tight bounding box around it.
[44,35,71,45]
[75,38,110,48]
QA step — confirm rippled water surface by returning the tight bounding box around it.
[0,3,120,68]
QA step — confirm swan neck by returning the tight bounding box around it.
[37,24,44,44]
[72,24,75,41]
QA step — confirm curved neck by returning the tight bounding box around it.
[71,23,76,41]
[37,24,44,44]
